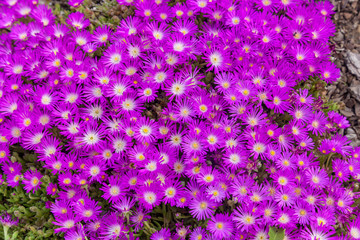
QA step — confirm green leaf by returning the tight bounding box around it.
[11,231,19,240]
[268,226,285,240]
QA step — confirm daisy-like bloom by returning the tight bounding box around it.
[0,213,18,227]
[72,30,91,46]
[75,122,105,151]
[146,21,170,42]
[248,134,268,159]
[274,187,295,207]
[207,213,234,239]
[173,99,195,123]
[336,190,354,214]
[289,105,312,124]
[189,194,216,220]
[162,180,185,206]
[196,166,221,186]
[67,12,90,30]
[118,92,144,117]
[189,227,207,240]
[113,197,136,215]
[174,223,190,240]
[233,203,260,231]
[46,182,58,196]
[36,136,60,161]
[150,228,172,240]
[101,43,127,71]
[307,111,327,136]
[130,209,150,232]
[33,86,58,109]
[74,199,101,222]
[224,146,246,170]
[100,213,127,239]
[310,206,336,228]
[136,0,157,18]
[30,4,54,26]
[182,133,204,157]
[138,82,157,103]
[319,62,341,83]
[134,117,158,144]
[230,175,255,200]
[172,19,198,36]
[92,25,112,47]
[266,88,291,114]
[53,213,78,233]
[165,77,192,101]
[305,167,329,189]
[275,151,296,170]
[138,184,162,210]
[214,72,235,94]
[204,47,230,73]
[64,225,87,240]
[275,207,296,229]
[68,0,84,7]
[332,158,350,182]
[348,219,360,240]
[300,225,336,240]
[100,176,124,203]
[206,185,226,203]
[21,127,48,151]
[7,172,22,188]
[293,200,312,225]
[58,172,74,188]
[84,159,107,183]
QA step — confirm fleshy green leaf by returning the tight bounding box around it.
[268,226,285,240]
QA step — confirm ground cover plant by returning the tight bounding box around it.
[0,0,359,239]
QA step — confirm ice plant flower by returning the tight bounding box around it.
[0,0,356,239]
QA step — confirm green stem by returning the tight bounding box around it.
[84,185,90,196]
[325,153,334,168]
[162,203,167,227]
[3,226,10,240]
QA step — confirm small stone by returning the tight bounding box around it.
[346,128,360,147]
[355,103,360,116]
[340,107,354,117]
[349,86,360,101]
[344,12,352,20]
[345,98,356,108]
[333,32,344,42]
[346,51,360,78]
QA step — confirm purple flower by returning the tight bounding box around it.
[189,193,216,220]
[207,213,234,239]
[0,213,18,227]
[100,176,124,203]
[0,0,355,238]
[150,228,172,240]
[67,12,90,30]
[233,203,260,232]
[74,199,101,222]
[68,0,84,8]
[46,182,58,195]
[53,213,78,233]
[22,169,42,193]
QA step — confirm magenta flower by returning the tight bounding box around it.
[189,194,216,220]
[22,169,42,193]
[100,176,124,203]
[207,213,234,239]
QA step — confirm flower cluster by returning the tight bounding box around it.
[0,213,18,228]
[0,0,359,239]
